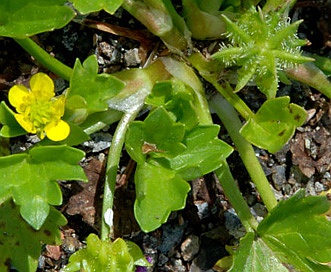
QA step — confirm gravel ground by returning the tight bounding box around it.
[1,1,331,271]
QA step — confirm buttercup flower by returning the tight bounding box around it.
[8,73,70,141]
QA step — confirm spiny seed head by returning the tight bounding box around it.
[212,6,313,99]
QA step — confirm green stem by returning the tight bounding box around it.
[122,0,191,52]
[215,163,258,231]
[286,63,331,99]
[14,38,72,81]
[188,53,254,120]
[100,107,142,241]
[211,81,254,121]
[210,93,278,211]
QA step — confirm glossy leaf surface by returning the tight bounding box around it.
[126,105,231,232]
[0,101,26,138]
[71,0,123,14]
[134,162,191,232]
[0,0,75,38]
[229,232,288,272]
[240,96,306,153]
[0,145,87,230]
[66,55,125,124]
[0,200,66,272]
[63,233,150,272]
[166,125,233,180]
[229,190,331,271]
[125,107,186,164]
[146,80,199,131]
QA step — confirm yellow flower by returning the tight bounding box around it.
[8,73,70,141]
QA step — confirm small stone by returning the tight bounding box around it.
[38,255,46,269]
[194,202,210,220]
[224,209,246,239]
[189,261,214,272]
[83,132,112,152]
[159,223,185,255]
[124,48,141,66]
[165,258,186,272]
[158,253,169,266]
[180,235,200,261]
[252,203,267,217]
[271,164,287,190]
[306,179,317,196]
[314,181,325,193]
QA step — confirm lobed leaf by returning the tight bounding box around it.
[258,190,331,269]
[229,232,288,272]
[240,96,306,153]
[229,190,331,271]
[0,145,87,230]
[125,107,186,163]
[134,162,191,232]
[66,55,125,124]
[166,125,233,180]
[71,0,123,14]
[146,79,199,131]
[0,0,75,38]
[63,233,150,272]
[0,199,66,272]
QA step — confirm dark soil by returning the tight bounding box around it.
[1,1,331,271]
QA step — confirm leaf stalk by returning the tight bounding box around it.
[14,38,72,81]
[210,93,278,211]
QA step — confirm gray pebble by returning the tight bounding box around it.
[180,235,200,261]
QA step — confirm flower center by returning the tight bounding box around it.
[25,93,56,130]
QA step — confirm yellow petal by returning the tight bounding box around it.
[14,114,36,133]
[30,73,54,99]
[52,95,66,117]
[45,120,70,141]
[8,85,29,110]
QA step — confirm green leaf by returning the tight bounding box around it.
[125,107,186,164]
[134,162,191,232]
[0,101,26,137]
[229,232,289,272]
[166,125,233,180]
[161,57,212,125]
[182,0,226,40]
[126,241,151,267]
[258,190,331,270]
[71,0,123,14]
[0,0,75,38]
[122,0,191,52]
[63,233,150,272]
[230,191,331,271]
[0,145,87,230]
[0,199,66,272]
[66,55,125,123]
[240,96,307,153]
[146,80,199,131]
[0,136,10,156]
[255,52,278,98]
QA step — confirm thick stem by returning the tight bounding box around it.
[100,107,142,241]
[14,38,72,81]
[210,93,278,211]
[215,163,258,232]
